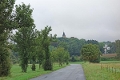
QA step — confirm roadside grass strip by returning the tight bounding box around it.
[82,62,120,80]
[0,63,67,80]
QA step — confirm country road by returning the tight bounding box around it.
[30,64,86,80]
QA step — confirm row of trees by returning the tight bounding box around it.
[0,1,70,76]
[54,38,119,63]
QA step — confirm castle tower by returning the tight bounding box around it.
[62,32,66,38]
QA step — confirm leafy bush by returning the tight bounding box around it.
[42,59,53,71]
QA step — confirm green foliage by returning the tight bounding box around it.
[98,42,104,54]
[35,30,45,69]
[81,44,101,63]
[42,59,53,71]
[51,47,70,66]
[56,38,86,56]
[115,40,120,59]
[40,26,53,70]
[0,47,11,76]
[12,3,35,72]
[70,55,81,62]
[87,40,99,45]
[101,57,117,61]
[15,3,34,28]
[56,38,116,57]
[0,0,15,76]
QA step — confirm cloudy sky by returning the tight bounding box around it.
[15,0,120,42]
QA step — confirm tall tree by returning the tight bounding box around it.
[41,26,53,70]
[12,3,35,72]
[35,30,45,69]
[0,0,15,76]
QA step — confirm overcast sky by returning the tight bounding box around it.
[15,0,120,42]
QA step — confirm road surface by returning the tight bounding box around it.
[30,64,86,80]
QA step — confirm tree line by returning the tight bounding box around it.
[0,1,69,76]
[51,37,119,62]
[51,38,116,56]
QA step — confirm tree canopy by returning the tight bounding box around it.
[0,0,15,76]
[81,44,101,63]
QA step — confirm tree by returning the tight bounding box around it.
[115,40,120,59]
[12,3,35,72]
[35,30,45,69]
[41,26,55,70]
[63,50,70,65]
[81,44,101,63]
[0,0,15,76]
[108,42,116,53]
[98,42,104,54]
[57,37,84,56]
[51,47,70,66]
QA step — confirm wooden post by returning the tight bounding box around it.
[107,65,108,72]
[101,63,102,69]
[115,68,116,74]
[112,67,113,73]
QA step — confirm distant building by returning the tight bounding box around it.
[62,32,66,38]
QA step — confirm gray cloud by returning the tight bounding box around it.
[15,0,120,42]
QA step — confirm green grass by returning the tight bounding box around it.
[100,61,120,64]
[82,61,120,80]
[0,63,67,80]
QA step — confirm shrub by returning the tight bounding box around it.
[42,59,53,71]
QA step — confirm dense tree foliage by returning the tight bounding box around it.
[55,38,116,57]
[41,26,56,70]
[12,3,35,72]
[0,0,15,76]
[35,30,45,69]
[86,40,99,45]
[56,38,86,56]
[81,44,101,63]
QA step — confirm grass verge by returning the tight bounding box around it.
[82,61,120,80]
[0,63,67,80]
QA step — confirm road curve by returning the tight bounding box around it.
[30,64,86,80]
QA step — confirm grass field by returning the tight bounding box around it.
[82,61,120,80]
[0,63,67,80]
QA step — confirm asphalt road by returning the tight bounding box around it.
[30,64,86,80]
